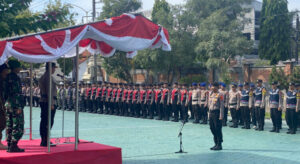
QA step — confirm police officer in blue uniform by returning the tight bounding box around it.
[285,82,298,134]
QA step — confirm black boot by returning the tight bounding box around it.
[210,138,217,150]
[7,142,24,153]
[214,141,222,151]
[269,127,276,132]
[275,127,280,133]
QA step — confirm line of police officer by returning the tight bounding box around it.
[55,80,300,134]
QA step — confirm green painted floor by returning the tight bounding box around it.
[21,107,300,164]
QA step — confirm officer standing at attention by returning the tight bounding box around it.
[5,60,25,152]
[285,82,299,134]
[39,62,57,147]
[208,82,224,151]
[269,81,283,133]
[191,83,200,123]
[240,82,252,129]
[0,64,10,150]
[228,83,240,128]
[199,82,209,124]
[254,79,266,131]
[219,82,229,126]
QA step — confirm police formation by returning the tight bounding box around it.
[9,78,300,151]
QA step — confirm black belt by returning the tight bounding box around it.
[229,103,237,105]
[201,100,206,102]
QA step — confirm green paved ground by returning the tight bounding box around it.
[21,107,300,164]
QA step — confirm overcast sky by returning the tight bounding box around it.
[29,0,300,23]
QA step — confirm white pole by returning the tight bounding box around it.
[75,45,79,150]
[29,64,33,140]
[47,63,52,152]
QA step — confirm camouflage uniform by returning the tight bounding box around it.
[0,76,7,142]
[5,72,24,145]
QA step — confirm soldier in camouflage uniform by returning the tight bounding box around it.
[0,64,10,150]
[5,60,25,152]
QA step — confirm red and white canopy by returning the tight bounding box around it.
[0,13,171,65]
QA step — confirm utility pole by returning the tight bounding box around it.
[296,14,299,64]
[92,0,97,82]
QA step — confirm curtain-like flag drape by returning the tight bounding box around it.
[0,13,171,65]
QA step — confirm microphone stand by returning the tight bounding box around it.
[175,120,187,154]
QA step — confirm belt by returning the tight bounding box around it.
[229,103,237,105]
[201,100,206,102]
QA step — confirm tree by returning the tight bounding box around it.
[290,67,300,84]
[1,0,75,69]
[135,1,200,83]
[269,66,289,89]
[99,0,142,82]
[193,0,253,82]
[0,0,73,37]
[259,0,291,65]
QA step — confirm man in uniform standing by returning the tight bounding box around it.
[171,83,179,122]
[39,62,57,147]
[191,83,200,123]
[178,84,188,122]
[0,64,10,150]
[208,82,224,151]
[199,82,209,124]
[228,83,240,128]
[254,79,266,131]
[146,84,154,119]
[160,83,170,121]
[285,82,299,134]
[5,60,25,152]
[240,82,252,129]
[219,82,229,126]
[269,81,283,133]
[154,84,162,119]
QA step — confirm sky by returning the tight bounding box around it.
[29,0,300,24]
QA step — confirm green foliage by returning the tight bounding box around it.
[0,0,74,38]
[290,67,300,84]
[57,58,74,75]
[193,0,253,81]
[99,0,142,19]
[259,0,291,65]
[269,66,289,89]
[178,75,207,85]
[98,0,142,82]
[102,52,133,82]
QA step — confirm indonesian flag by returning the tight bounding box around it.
[0,13,171,65]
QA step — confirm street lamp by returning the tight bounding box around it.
[65,3,93,24]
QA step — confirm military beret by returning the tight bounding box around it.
[8,60,21,69]
[257,79,263,83]
[250,83,255,87]
[244,82,249,86]
[238,84,243,87]
[271,81,278,85]
[231,83,237,87]
[192,82,197,86]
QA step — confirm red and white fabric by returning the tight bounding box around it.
[0,13,171,65]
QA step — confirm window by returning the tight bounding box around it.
[255,28,260,40]
[243,33,251,40]
[255,11,261,26]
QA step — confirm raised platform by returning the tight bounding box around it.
[0,138,122,164]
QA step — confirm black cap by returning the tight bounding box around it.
[271,81,278,85]
[46,62,57,70]
[244,82,249,86]
[8,60,21,69]
[257,79,263,83]
[289,82,295,86]
[212,82,219,87]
